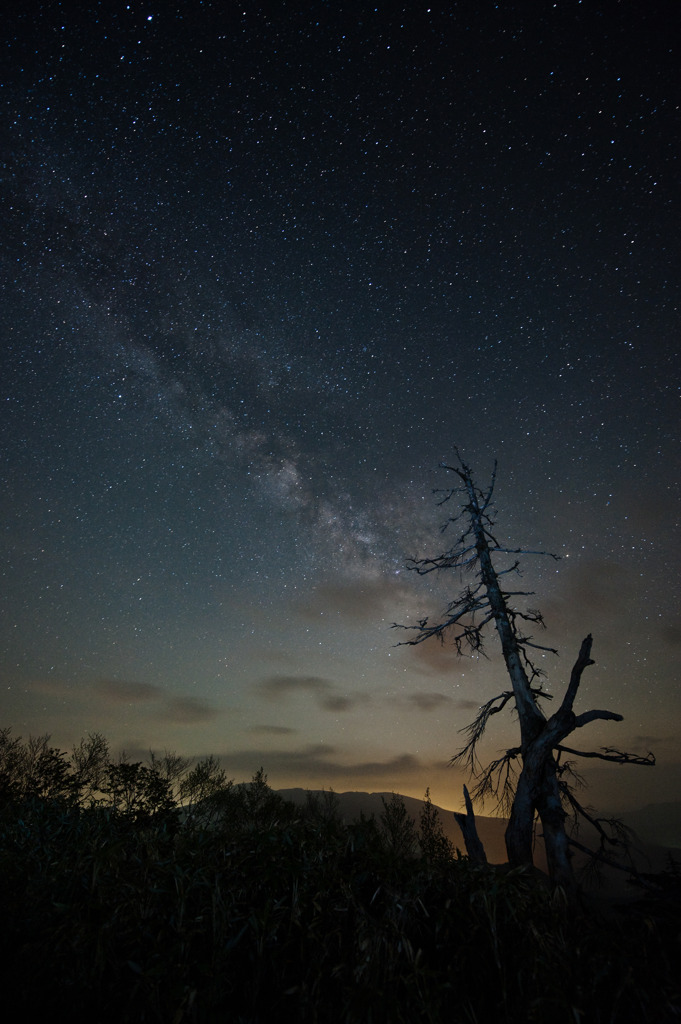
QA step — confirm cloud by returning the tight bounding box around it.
[93,681,219,723]
[406,692,453,712]
[212,743,425,783]
[250,724,297,736]
[456,698,485,712]
[399,635,471,677]
[322,694,357,711]
[97,679,164,703]
[259,674,334,699]
[24,676,74,697]
[163,696,220,723]
[258,674,365,712]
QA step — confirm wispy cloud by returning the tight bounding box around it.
[259,674,334,699]
[456,698,486,712]
[258,674,365,712]
[25,676,76,697]
[163,697,220,723]
[97,679,164,703]
[406,692,453,712]
[213,743,425,783]
[250,724,297,736]
[398,635,469,676]
[94,680,219,724]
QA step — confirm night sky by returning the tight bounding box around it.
[2,0,680,813]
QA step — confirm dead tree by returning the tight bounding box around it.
[395,453,654,890]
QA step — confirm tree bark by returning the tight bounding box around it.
[453,785,488,864]
[535,767,575,892]
[505,768,535,868]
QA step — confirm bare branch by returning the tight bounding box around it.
[480,459,497,512]
[496,562,522,577]
[520,638,560,654]
[449,691,515,775]
[490,546,561,561]
[558,785,653,884]
[391,606,495,654]
[433,486,462,508]
[471,748,522,815]
[558,634,595,716]
[557,744,655,767]
[555,755,587,791]
[562,787,622,844]
[566,835,650,883]
[453,784,488,863]
[573,709,624,728]
[406,546,478,574]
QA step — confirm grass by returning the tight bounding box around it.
[1,728,679,1022]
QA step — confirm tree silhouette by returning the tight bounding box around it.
[396,453,654,890]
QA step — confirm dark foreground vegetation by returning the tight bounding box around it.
[1,729,679,1023]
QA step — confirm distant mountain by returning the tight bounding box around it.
[277,788,681,893]
[618,801,681,852]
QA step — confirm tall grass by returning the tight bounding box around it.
[1,728,679,1022]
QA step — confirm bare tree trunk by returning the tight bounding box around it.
[505,769,535,868]
[453,785,488,864]
[459,472,546,750]
[536,767,575,892]
[506,737,575,888]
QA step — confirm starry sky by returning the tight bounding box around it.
[2,0,680,813]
